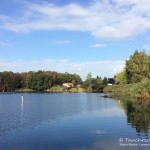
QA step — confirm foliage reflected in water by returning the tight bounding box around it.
[119,97,150,135]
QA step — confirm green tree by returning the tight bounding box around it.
[83,73,92,92]
[107,78,115,84]
[102,77,108,86]
[115,70,127,84]
[126,50,150,83]
[91,76,103,92]
[0,72,22,92]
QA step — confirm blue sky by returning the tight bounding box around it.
[0,0,150,80]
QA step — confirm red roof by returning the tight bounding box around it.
[67,82,73,86]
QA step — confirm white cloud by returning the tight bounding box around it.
[0,59,125,80]
[112,64,125,75]
[0,0,150,39]
[89,43,106,48]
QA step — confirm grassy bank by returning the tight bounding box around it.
[15,86,86,93]
[47,86,85,93]
[104,78,150,101]
[16,88,34,92]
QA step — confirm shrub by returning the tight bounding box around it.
[104,78,150,101]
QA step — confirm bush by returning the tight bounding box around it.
[69,88,78,93]
[47,86,64,93]
[104,78,150,101]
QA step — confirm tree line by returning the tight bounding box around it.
[0,71,82,92]
[82,73,115,92]
[0,70,113,92]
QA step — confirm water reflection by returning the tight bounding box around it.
[0,93,150,150]
[118,97,150,135]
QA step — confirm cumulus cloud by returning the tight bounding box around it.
[0,59,125,80]
[0,0,150,39]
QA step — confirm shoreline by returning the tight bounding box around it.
[103,78,150,101]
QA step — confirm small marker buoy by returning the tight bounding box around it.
[21,95,24,106]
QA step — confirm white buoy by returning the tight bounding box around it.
[21,95,24,107]
[21,95,24,123]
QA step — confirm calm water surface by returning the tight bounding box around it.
[0,93,150,150]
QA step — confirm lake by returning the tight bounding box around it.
[0,93,150,150]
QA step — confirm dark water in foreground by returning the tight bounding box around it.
[0,93,150,150]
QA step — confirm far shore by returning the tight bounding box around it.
[0,87,105,93]
[0,87,86,93]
